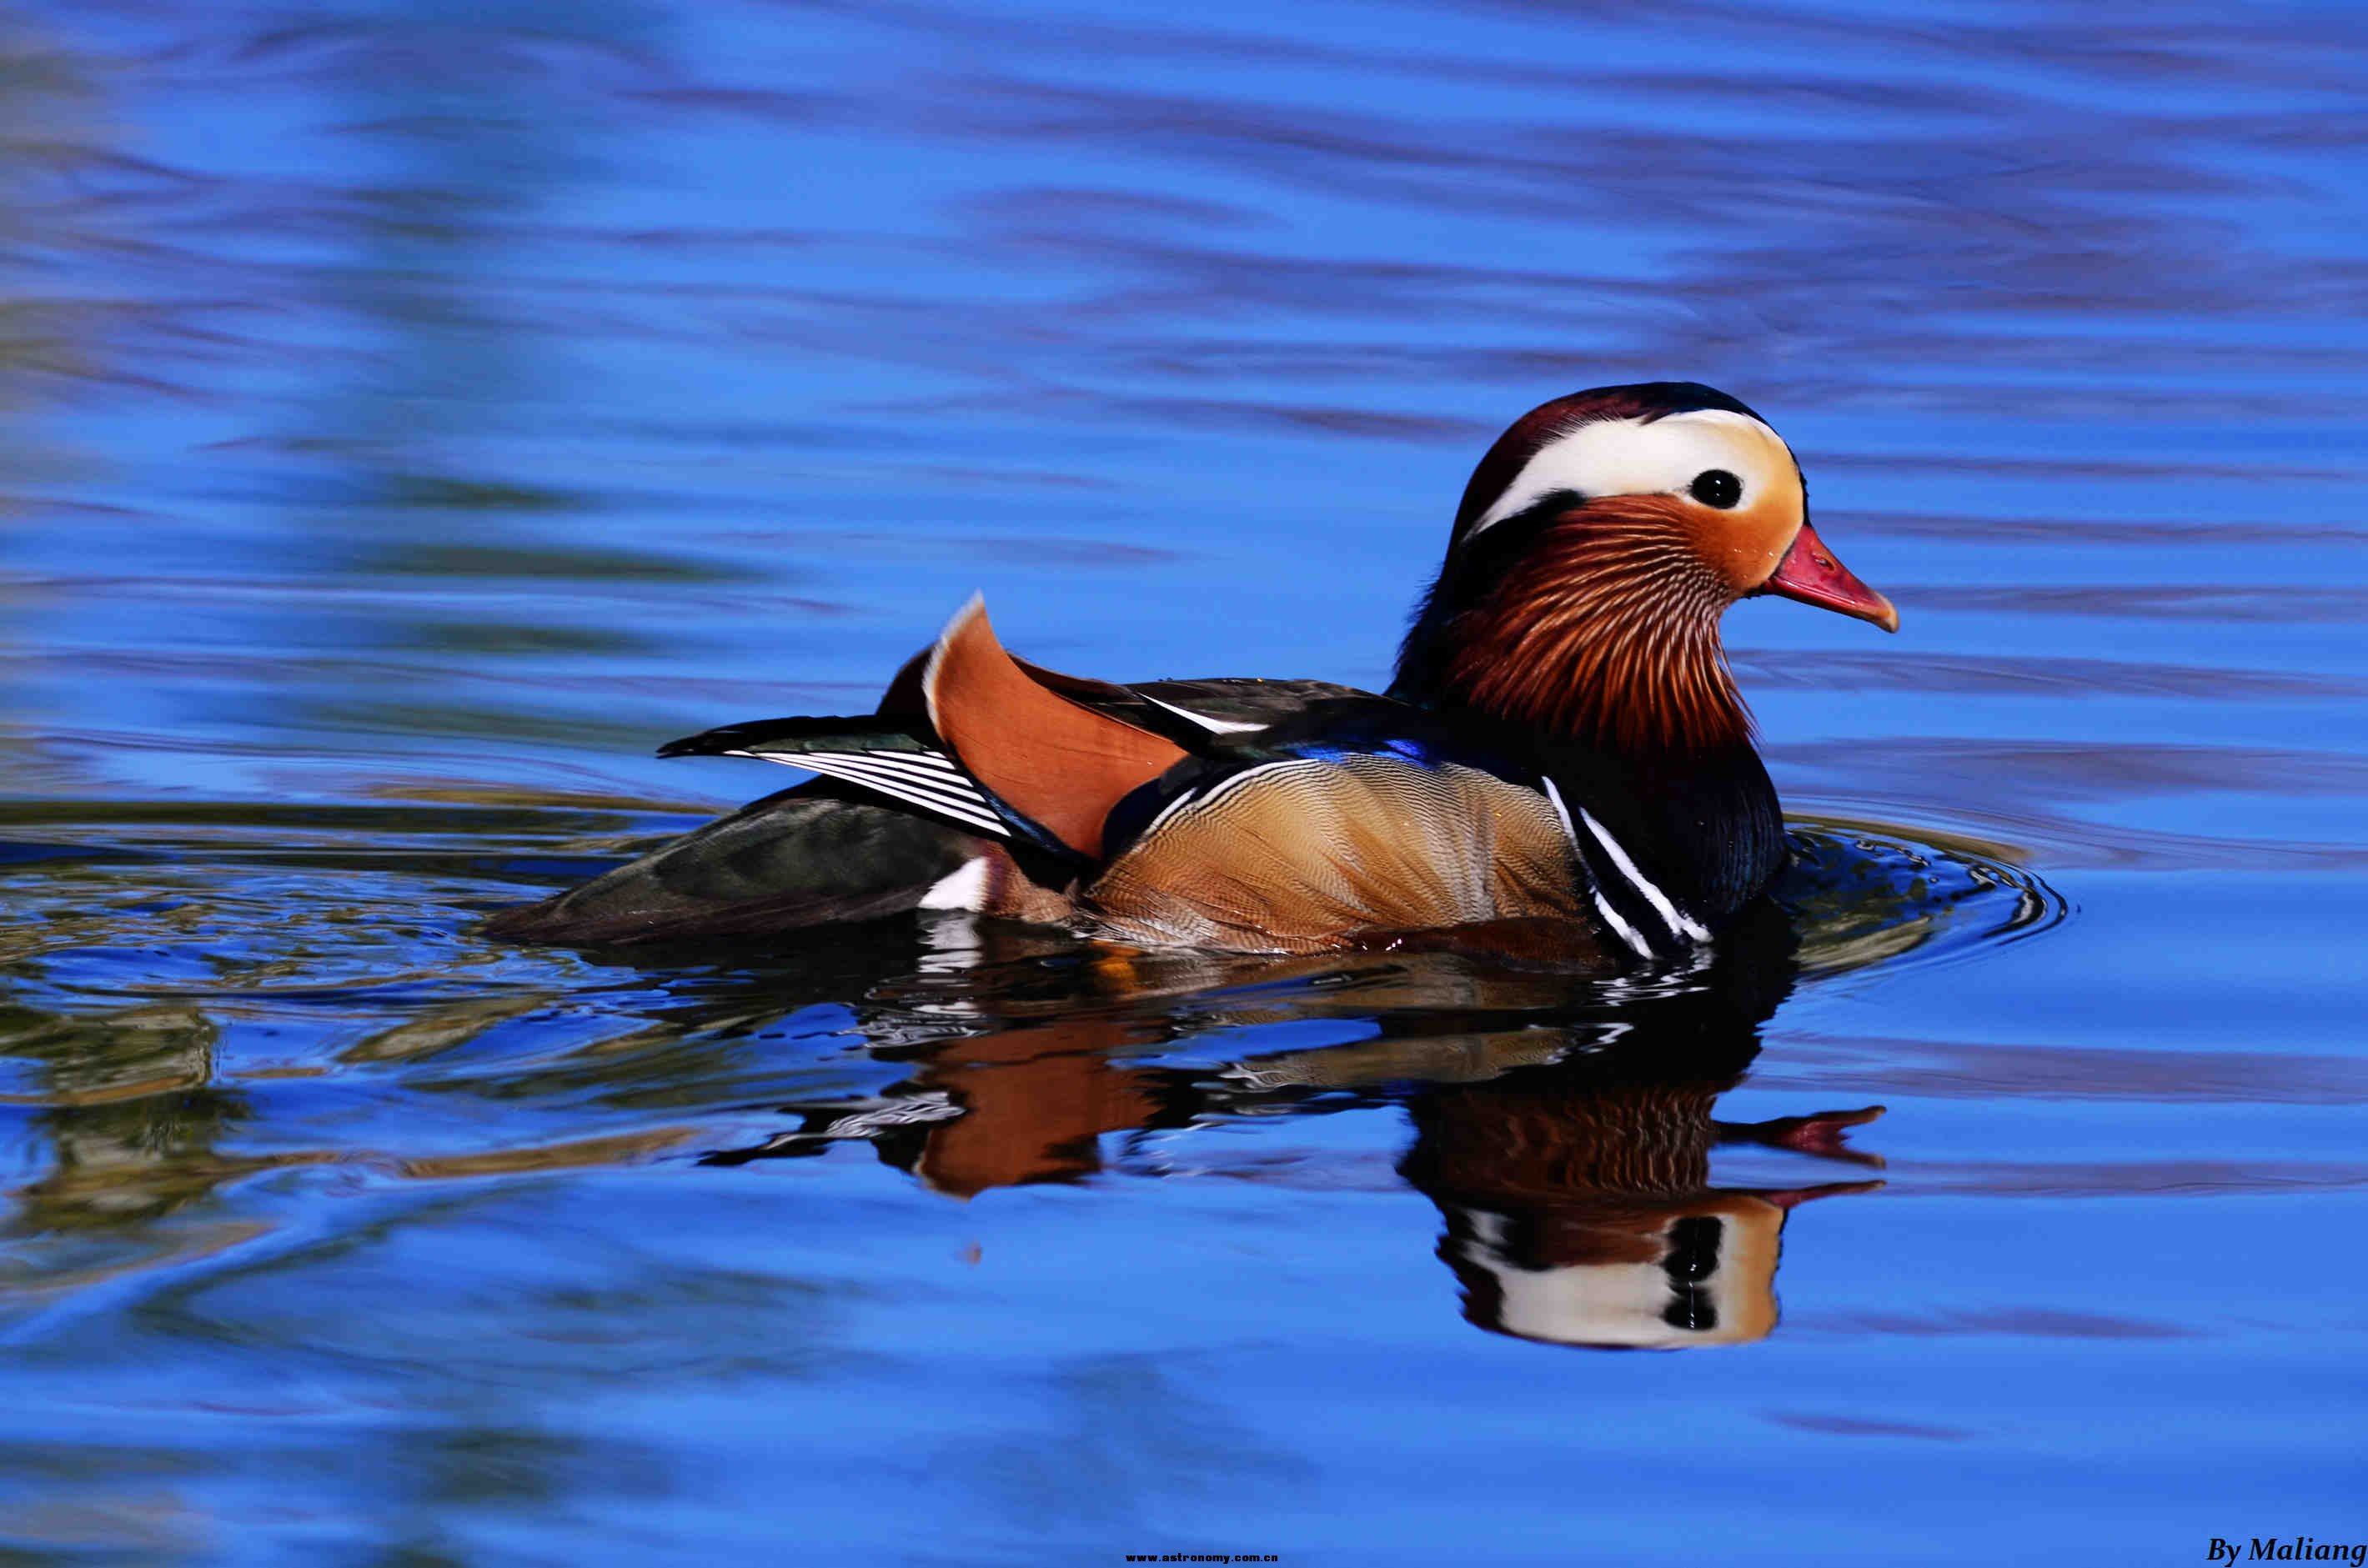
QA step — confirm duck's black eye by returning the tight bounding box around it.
[1689,468,1743,508]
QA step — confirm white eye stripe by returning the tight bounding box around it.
[1469,409,1795,537]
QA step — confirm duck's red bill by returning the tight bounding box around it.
[1761,522,1899,633]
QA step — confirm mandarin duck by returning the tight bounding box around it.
[487,383,1896,959]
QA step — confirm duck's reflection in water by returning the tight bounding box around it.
[1406,1057,1879,1349]
[709,904,1884,1349]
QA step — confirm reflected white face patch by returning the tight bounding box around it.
[1469,410,1802,535]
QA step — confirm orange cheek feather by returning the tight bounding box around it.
[1679,491,1805,596]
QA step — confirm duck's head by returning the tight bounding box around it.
[1392,382,1895,754]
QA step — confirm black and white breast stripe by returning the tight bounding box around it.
[1540,779,1711,959]
[733,744,1011,838]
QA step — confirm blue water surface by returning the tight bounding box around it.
[2,0,2365,1562]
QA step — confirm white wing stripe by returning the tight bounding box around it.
[803,749,964,784]
[767,758,990,814]
[1136,692,1267,735]
[804,754,1000,815]
[825,779,1006,835]
[765,750,979,804]
[736,750,1010,835]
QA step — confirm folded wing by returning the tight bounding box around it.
[657,716,1010,839]
[662,597,1193,860]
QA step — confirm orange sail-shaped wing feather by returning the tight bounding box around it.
[922,598,1189,859]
